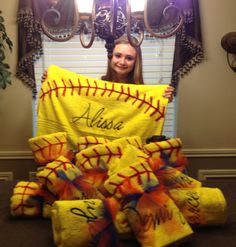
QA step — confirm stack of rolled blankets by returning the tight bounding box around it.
[10,132,227,247]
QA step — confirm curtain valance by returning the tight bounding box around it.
[16,0,203,97]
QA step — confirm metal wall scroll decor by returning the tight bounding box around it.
[221,32,236,73]
[41,0,184,58]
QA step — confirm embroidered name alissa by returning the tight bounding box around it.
[71,103,124,131]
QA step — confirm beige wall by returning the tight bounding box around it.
[0,0,236,179]
[0,0,33,152]
[177,0,236,151]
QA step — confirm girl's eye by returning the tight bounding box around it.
[114,53,121,58]
[126,56,135,61]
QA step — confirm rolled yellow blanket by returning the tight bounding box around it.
[36,155,83,200]
[144,138,188,172]
[51,198,120,247]
[75,142,125,197]
[169,187,228,226]
[28,132,69,167]
[75,142,123,172]
[104,160,159,199]
[107,144,149,177]
[123,188,193,247]
[144,138,183,162]
[10,181,43,217]
[148,158,202,189]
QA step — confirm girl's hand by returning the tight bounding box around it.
[163,85,175,103]
[41,70,48,83]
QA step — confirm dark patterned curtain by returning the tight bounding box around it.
[16,0,203,97]
[146,0,204,92]
[16,0,44,97]
[16,0,77,98]
[171,0,204,92]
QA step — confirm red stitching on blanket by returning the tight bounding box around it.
[69,79,75,96]
[126,138,142,150]
[62,79,67,96]
[100,82,106,97]
[93,80,98,96]
[31,136,66,162]
[78,145,122,171]
[12,182,40,214]
[85,79,90,96]
[47,81,52,99]
[37,159,74,189]
[40,78,166,121]
[108,163,154,197]
[77,136,109,152]
[144,139,182,157]
[124,87,131,102]
[137,155,149,162]
[78,78,82,95]
[53,80,59,97]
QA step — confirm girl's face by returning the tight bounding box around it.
[110,43,137,81]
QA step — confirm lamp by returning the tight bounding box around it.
[41,0,184,58]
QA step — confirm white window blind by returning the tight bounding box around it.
[34,35,176,139]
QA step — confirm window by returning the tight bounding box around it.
[34,35,176,138]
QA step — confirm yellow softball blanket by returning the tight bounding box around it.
[37,65,169,150]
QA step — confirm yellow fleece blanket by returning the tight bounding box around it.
[169,187,228,226]
[51,199,106,247]
[51,199,120,247]
[37,65,169,150]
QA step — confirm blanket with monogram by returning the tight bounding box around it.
[36,65,169,150]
